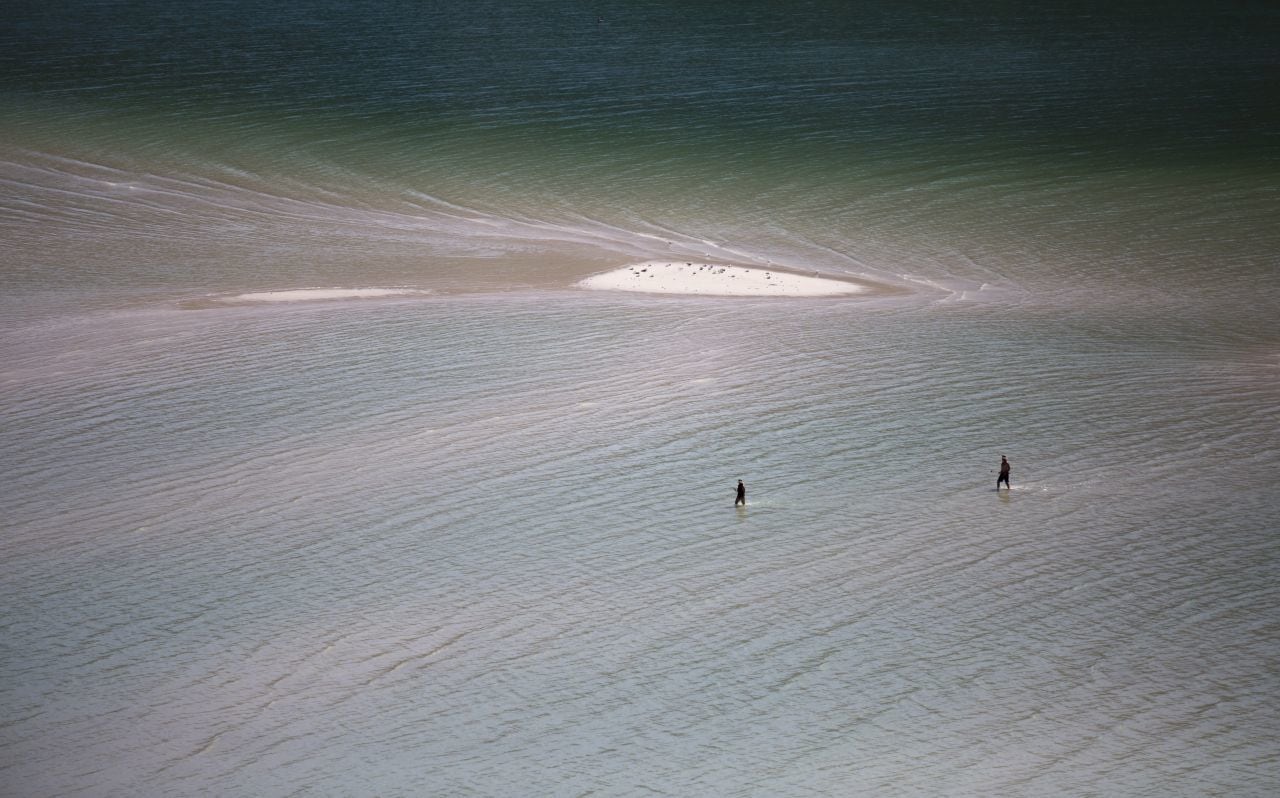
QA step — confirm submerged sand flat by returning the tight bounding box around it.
[224,288,431,303]
[578,261,866,297]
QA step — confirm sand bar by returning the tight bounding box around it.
[577,261,865,297]
[225,288,431,303]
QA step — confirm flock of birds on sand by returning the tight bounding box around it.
[626,263,782,285]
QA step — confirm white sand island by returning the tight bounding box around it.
[577,261,865,297]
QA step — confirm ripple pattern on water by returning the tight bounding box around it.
[2,296,1277,795]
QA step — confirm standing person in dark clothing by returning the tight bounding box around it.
[997,456,1011,490]
[735,479,746,506]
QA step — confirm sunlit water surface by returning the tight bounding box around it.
[2,2,1278,795]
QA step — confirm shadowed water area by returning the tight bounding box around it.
[2,2,1278,796]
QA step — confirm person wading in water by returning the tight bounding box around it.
[735,479,746,506]
[997,456,1011,490]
